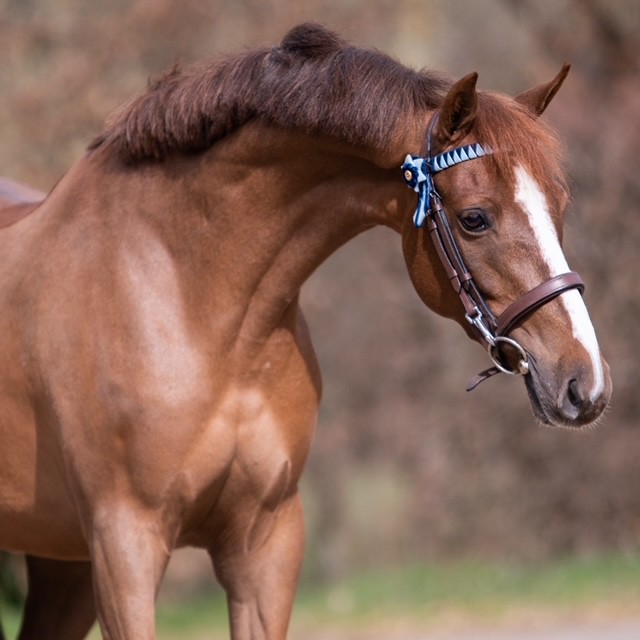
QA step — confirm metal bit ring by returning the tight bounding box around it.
[489,336,530,376]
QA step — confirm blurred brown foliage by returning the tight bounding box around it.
[1,0,639,583]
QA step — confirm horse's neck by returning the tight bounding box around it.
[97,124,410,353]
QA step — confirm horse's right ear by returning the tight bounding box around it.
[436,72,479,145]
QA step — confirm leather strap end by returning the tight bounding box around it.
[466,366,501,391]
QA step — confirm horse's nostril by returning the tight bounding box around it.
[567,378,582,409]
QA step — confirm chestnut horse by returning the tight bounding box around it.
[0,24,610,640]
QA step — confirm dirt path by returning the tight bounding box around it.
[293,619,640,640]
[429,620,640,639]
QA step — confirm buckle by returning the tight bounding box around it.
[465,308,496,347]
[466,310,529,378]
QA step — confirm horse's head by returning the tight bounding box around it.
[401,67,611,428]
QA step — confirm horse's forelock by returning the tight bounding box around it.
[473,92,568,197]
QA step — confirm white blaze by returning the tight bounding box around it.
[514,166,604,400]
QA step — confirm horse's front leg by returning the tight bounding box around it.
[18,556,95,640]
[88,502,171,640]
[212,493,305,640]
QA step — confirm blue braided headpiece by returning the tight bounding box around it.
[401,132,493,227]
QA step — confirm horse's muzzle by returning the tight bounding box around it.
[525,358,611,428]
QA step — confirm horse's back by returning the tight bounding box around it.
[0,177,46,206]
[0,177,46,230]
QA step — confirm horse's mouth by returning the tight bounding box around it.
[524,371,557,426]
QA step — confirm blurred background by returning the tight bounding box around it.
[1,0,639,637]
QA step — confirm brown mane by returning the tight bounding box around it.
[89,23,449,163]
[89,21,566,194]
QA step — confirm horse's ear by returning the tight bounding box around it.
[436,72,479,144]
[515,63,570,116]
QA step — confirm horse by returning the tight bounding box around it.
[0,23,611,640]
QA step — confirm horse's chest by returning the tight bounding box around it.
[213,379,317,493]
[178,358,319,545]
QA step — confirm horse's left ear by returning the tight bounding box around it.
[436,72,479,144]
[515,63,571,116]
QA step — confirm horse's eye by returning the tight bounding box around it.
[459,209,490,233]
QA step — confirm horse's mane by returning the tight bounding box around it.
[89,23,450,163]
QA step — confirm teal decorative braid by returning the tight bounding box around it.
[401,142,493,227]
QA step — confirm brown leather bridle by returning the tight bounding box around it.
[402,113,584,390]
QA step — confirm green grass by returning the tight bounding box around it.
[294,553,640,625]
[0,605,19,639]
[155,594,230,636]
[2,553,640,638]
